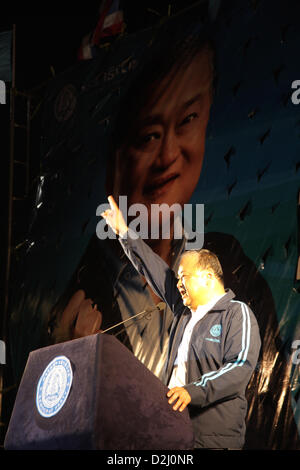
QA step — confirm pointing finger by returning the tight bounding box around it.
[108,195,119,211]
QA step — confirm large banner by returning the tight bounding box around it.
[6,0,300,449]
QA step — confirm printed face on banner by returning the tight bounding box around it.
[109,46,213,217]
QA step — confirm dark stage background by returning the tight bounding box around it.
[0,0,300,450]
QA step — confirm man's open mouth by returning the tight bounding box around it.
[180,287,187,297]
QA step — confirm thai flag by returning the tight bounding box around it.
[78,0,124,60]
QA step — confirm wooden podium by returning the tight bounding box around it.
[4,333,194,450]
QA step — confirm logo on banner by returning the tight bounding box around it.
[36,356,73,418]
[54,84,77,122]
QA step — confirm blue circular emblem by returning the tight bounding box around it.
[210,324,222,337]
[36,356,73,418]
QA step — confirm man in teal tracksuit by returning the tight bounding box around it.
[102,196,261,449]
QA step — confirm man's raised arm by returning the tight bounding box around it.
[101,196,183,314]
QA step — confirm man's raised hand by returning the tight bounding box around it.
[101,195,129,237]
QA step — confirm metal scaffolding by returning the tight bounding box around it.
[0,24,33,437]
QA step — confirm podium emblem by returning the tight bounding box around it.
[36,356,73,418]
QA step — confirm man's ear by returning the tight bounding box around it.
[204,271,215,286]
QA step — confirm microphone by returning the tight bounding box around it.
[100,302,165,335]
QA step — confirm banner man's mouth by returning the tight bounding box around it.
[143,173,180,195]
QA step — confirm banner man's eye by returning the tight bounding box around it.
[180,112,198,126]
[135,131,161,149]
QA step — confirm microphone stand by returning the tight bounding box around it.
[99,303,165,335]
